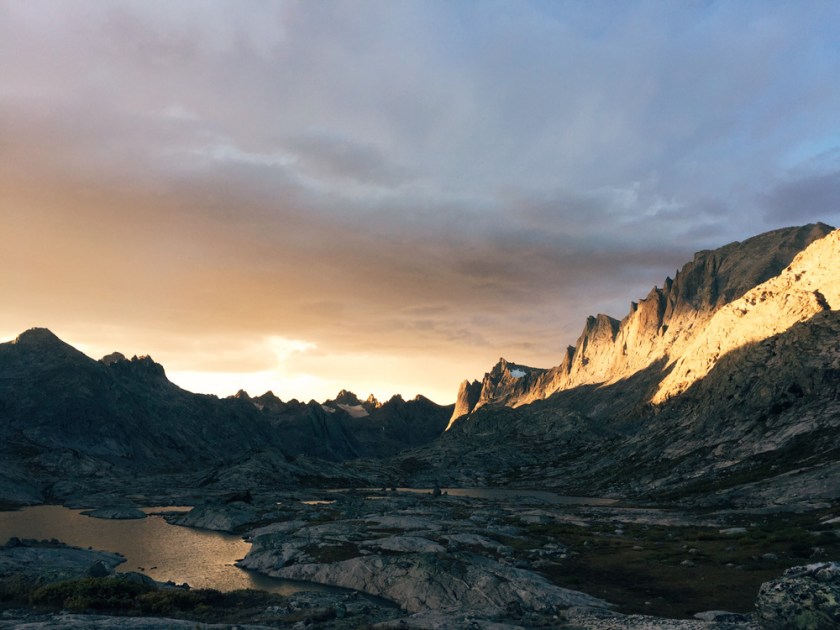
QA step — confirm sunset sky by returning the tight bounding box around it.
[2,1,840,404]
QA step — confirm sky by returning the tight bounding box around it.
[2,1,840,405]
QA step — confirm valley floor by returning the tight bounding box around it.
[3,489,840,628]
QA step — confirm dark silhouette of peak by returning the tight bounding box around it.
[331,389,363,406]
[112,354,167,381]
[11,328,83,358]
[100,351,127,365]
[363,393,381,411]
[253,391,287,413]
[2,328,94,373]
[13,327,62,346]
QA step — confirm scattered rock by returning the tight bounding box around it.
[0,539,124,582]
[693,610,751,622]
[81,507,147,520]
[86,560,112,577]
[719,527,748,536]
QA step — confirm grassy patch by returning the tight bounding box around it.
[500,510,840,619]
[0,574,39,606]
[1,575,338,625]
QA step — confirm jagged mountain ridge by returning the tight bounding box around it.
[412,307,840,505]
[404,223,840,505]
[448,222,835,425]
[0,330,451,503]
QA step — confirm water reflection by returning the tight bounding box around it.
[338,487,617,505]
[0,505,329,595]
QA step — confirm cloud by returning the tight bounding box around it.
[3,1,840,401]
[761,170,840,226]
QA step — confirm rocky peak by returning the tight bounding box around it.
[488,357,510,379]
[3,328,92,369]
[487,357,537,380]
[446,359,547,429]
[450,223,837,417]
[10,328,81,359]
[653,226,840,403]
[12,327,63,347]
[331,389,363,406]
[567,314,620,382]
[323,390,371,418]
[99,351,127,365]
[252,391,288,413]
[363,393,381,412]
[447,379,482,429]
[663,222,834,321]
[114,355,167,381]
[575,314,620,353]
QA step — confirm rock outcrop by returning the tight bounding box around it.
[413,224,840,506]
[0,538,124,582]
[447,222,835,429]
[447,379,482,428]
[81,507,147,520]
[755,562,840,629]
[447,359,549,427]
[238,493,610,615]
[653,227,840,402]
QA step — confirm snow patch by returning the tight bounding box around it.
[509,368,527,378]
[321,405,336,413]
[337,403,369,418]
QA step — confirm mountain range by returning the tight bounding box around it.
[1,222,839,509]
[0,333,449,504]
[415,222,840,507]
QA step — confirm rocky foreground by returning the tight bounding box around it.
[4,490,840,628]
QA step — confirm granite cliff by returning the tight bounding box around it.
[448,222,835,426]
[412,223,840,506]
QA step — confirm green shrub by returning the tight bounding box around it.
[29,577,154,612]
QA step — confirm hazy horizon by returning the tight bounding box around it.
[3,1,840,404]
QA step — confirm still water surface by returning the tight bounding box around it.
[0,505,329,595]
[353,487,617,505]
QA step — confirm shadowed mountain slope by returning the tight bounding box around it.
[0,331,451,503]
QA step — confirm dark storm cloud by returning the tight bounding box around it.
[762,169,840,225]
[286,134,413,187]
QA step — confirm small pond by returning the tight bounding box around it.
[0,505,331,595]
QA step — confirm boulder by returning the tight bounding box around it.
[755,561,840,629]
[169,501,259,532]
